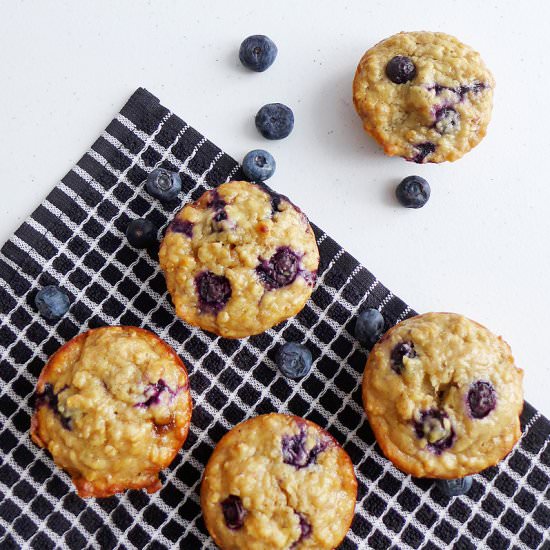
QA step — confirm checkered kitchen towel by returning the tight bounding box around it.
[0,88,549,550]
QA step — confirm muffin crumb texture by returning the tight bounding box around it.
[201,413,357,549]
[362,313,523,478]
[31,326,192,497]
[159,181,319,338]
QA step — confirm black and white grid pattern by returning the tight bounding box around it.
[0,88,549,550]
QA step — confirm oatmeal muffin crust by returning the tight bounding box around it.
[31,326,192,497]
[353,31,495,163]
[201,413,357,549]
[362,313,523,478]
[159,181,319,338]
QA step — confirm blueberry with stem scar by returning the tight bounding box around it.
[242,149,276,182]
[145,168,182,202]
[396,176,431,209]
[35,286,70,321]
[255,103,294,140]
[276,342,313,379]
[239,35,278,72]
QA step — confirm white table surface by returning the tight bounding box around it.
[1,0,549,418]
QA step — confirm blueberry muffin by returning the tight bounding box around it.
[362,313,523,478]
[353,31,495,163]
[159,181,319,339]
[31,326,192,497]
[201,413,357,549]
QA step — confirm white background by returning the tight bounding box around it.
[1,0,549,417]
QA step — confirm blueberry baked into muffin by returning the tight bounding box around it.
[353,31,495,163]
[201,413,357,549]
[31,326,192,497]
[159,181,319,338]
[362,313,523,478]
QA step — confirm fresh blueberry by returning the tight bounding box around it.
[386,56,417,84]
[195,271,232,313]
[145,168,182,202]
[436,476,473,497]
[467,380,496,419]
[410,142,436,164]
[276,342,313,379]
[355,308,385,348]
[239,35,278,72]
[221,495,246,529]
[390,341,416,374]
[396,176,431,208]
[256,247,299,289]
[414,409,455,454]
[255,103,294,140]
[35,286,70,320]
[126,218,158,248]
[434,107,460,134]
[242,149,276,182]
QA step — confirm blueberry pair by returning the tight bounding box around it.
[241,104,293,181]
[126,168,184,249]
[239,35,294,137]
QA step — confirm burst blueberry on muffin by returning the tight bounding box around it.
[201,413,357,549]
[31,326,192,497]
[159,181,319,338]
[353,31,495,163]
[362,313,523,478]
